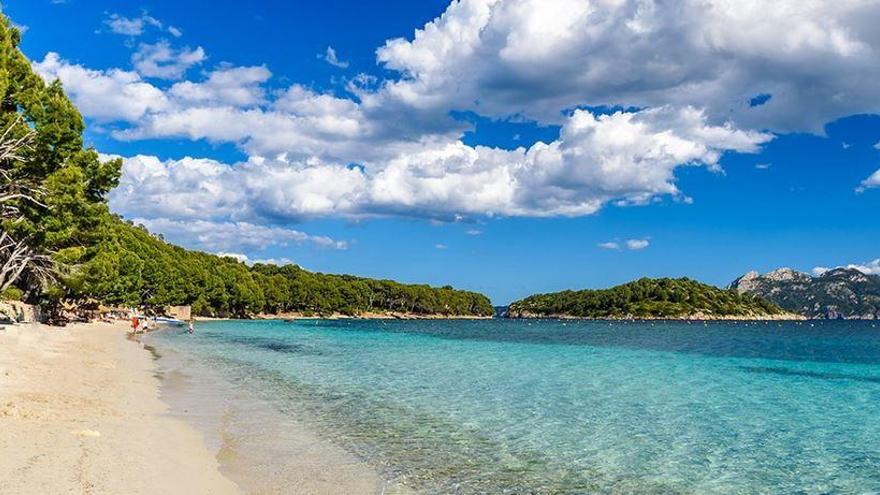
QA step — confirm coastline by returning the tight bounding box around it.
[146,334,412,494]
[0,320,412,495]
[504,311,807,321]
[0,321,239,494]
[198,311,494,321]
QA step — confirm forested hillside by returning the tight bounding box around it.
[508,278,789,319]
[0,15,493,319]
[69,215,493,317]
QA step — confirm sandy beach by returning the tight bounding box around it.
[0,321,402,494]
[0,321,239,494]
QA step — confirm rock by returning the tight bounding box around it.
[730,267,880,319]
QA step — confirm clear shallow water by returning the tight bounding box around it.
[151,319,880,494]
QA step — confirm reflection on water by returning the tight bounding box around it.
[152,319,880,494]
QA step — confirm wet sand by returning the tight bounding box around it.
[151,335,411,494]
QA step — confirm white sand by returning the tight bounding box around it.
[0,321,412,495]
[0,322,239,494]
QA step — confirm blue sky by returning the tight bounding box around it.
[7,0,880,304]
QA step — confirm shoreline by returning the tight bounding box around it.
[504,312,807,321]
[198,311,494,321]
[0,320,411,495]
[0,321,239,494]
[145,331,411,494]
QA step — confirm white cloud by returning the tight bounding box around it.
[811,266,830,276]
[249,257,297,266]
[377,0,880,133]
[322,46,349,68]
[51,0,880,229]
[812,259,880,276]
[755,163,771,170]
[132,217,348,253]
[845,259,880,275]
[132,41,206,80]
[874,141,880,150]
[216,252,249,263]
[104,12,180,37]
[856,168,880,193]
[625,239,650,250]
[600,239,649,250]
[435,243,448,250]
[105,13,162,36]
[33,53,169,121]
[466,229,483,235]
[107,105,768,224]
[170,65,271,107]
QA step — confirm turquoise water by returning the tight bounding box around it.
[152,319,880,494]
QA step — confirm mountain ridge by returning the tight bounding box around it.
[729,267,880,319]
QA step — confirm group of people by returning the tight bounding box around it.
[129,315,196,335]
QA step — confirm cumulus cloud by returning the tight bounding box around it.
[132,41,206,80]
[216,252,249,263]
[169,65,271,107]
[38,0,880,232]
[104,12,181,37]
[377,0,880,133]
[106,106,768,224]
[33,53,169,121]
[812,259,880,276]
[322,46,349,68]
[131,217,348,253]
[105,13,162,36]
[856,169,880,193]
[598,242,620,250]
[811,266,830,276]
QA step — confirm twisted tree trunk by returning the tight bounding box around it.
[0,119,53,294]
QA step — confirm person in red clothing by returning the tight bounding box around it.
[131,315,140,334]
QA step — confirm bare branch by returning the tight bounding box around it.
[0,117,54,293]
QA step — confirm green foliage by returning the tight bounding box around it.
[0,12,121,299]
[509,278,784,319]
[1,286,23,301]
[68,216,494,318]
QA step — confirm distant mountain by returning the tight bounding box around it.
[507,278,795,320]
[729,268,880,319]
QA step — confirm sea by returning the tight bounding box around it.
[147,318,880,494]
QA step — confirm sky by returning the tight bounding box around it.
[6,0,880,304]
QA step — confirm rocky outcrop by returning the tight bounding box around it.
[0,301,43,323]
[730,268,880,319]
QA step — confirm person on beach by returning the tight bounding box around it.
[130,315,139,334]
[187,320,194,334]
